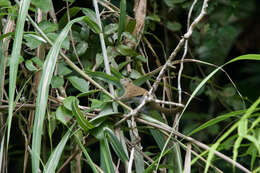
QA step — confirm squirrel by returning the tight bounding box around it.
[118,78,181,116]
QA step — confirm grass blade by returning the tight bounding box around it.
[117,0,126,44]
[31,16,85,173]
[100,138,114,173]
[105,128,129,162]
[188,109,252,136]
[44,127,72,173]
[7,0,31,149]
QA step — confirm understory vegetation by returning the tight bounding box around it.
[0,0,260,172]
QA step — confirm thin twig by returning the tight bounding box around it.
[176,0,199,129]
[66,0,84,70]
[183,143,191,173]
[151,98,184,107]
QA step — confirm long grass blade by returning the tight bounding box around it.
[117,0,126,44]
[100,138,114,173]
[7,0,31,149]
[31,16,85,173]
[44,126,72,173]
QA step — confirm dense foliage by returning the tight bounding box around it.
[0,0,259,172]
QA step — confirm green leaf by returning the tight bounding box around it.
[129,69,142,79]
[135,55,147,63]
[24,34,43,49]
[118,60,132,70]
[117,0,126,44]
[7,0,31,158]
[47,33,70,50]
[76,42,88,56]
[90,111,121,127]
[205,144,219,173]
[227,54,260,64]
[0,0,11,7]
[95,53,104,69]
[166,21,182,32]
[51,76,64,88]
[116,45,138,57]
[150,128,166,151]
[233,136,243,168]
[164,0,185,7]
[133,75,153,86]
[105,128,129,161]
[39,20,58,33]
[78,9,101,34]
[104,23,118,35]
[188,109,251,136]
[110,67,124,79]
[0,32,14,42]
[244,135,260,154]
[90,99,106,109]
[100,138,114,173]
[121,32,137,43]
[44,126,72,173]
[85,70,121,88]
[238,96,260,136]
[63,96,75,111]
[81,8,97,23]
[25,60,38,71]
[189,77,205,96]
[65,0,75,3]
[59,7,81,28]
[31,0,51,12]
[146,15,161,22]
[56,106,72,125]
[125,19,136,33]
[83,16,100,33]
[68,76,89,93]
[31,16,86,173]
[7,55,24,67]
[31,56,43,68]
[72,97,95,131]
[77,89,100,98]
[58,62,72,76]
[107,46,120,68]
[238,119,248,137]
